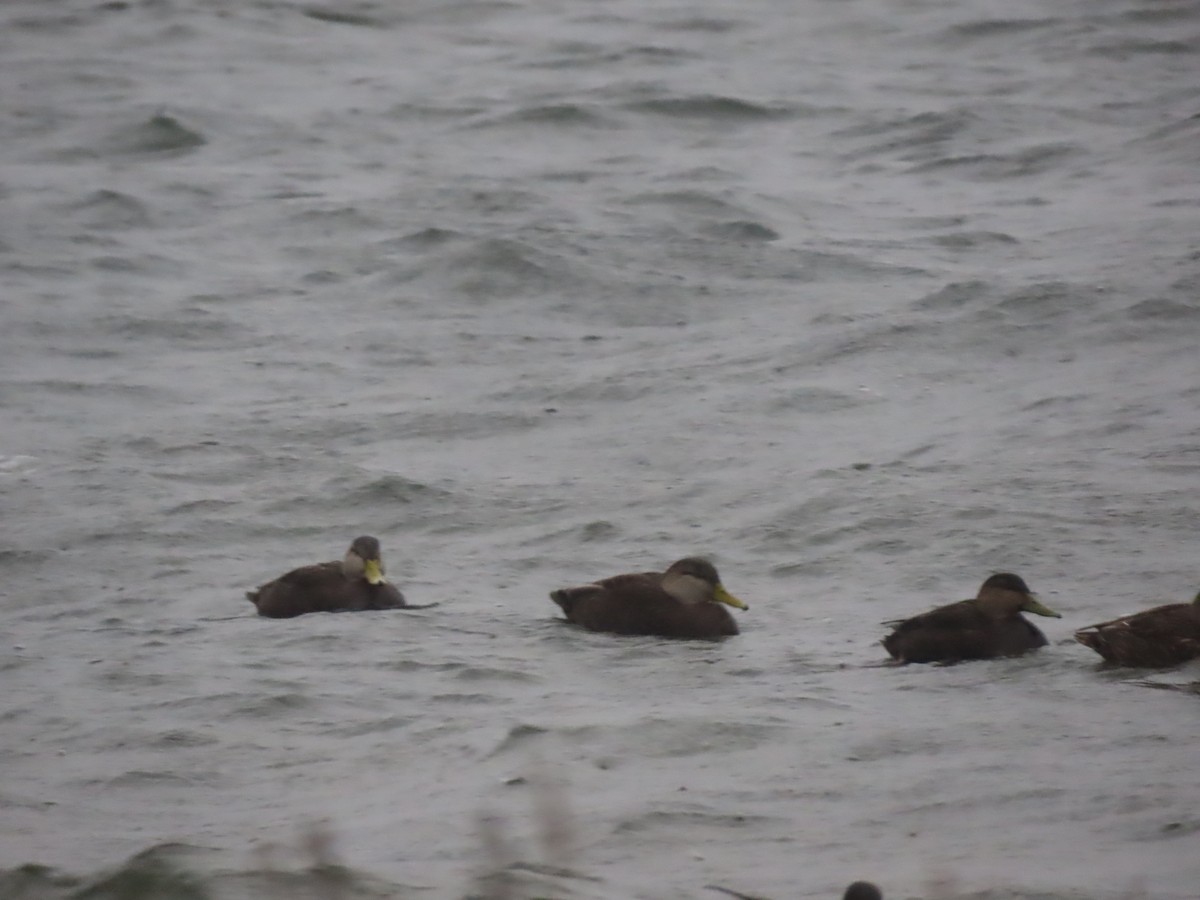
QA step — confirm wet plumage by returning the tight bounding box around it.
[550,556,748,639]
[1074,590,1200,667]
[882,573,1061,664]
[246,535,420,619]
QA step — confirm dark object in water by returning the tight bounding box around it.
[882,573,1060,664]
[550,557,747,639]
[706,880,882,900]
[247,535,432,618]
[1074,590,1200,667]
[1130,679,1200,695]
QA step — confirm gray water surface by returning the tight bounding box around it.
[2,0,1199,897]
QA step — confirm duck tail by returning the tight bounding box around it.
[1073,629,1108,656]
[1074,629,1099,647]
[245,590,261,609]
[550,588,576,615]
[1075,628,1129,664]
[880,634,900,660]
[551,584,605,620]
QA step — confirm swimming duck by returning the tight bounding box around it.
[708,879,882,900]
[882,573,1061,664]
[550,556,747,639]
[247,535,428,618]
[1074,590,1200,667]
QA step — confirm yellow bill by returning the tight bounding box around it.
[363,558,387,585]
[1022,594,1060,618]
[714,583,748,611]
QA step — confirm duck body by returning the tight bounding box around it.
[1074,592,1200,667]
[882,573,1060,664]
[247,535,416,619]
[550,557,747,640]
[248,561,406,618]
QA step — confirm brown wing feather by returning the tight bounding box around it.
[1075,602,1200,667]
[891,599,981,631]
[551,572,737,639]
[1079,602,1193,635]
[247,560,406,618]
[884,599,1047,663]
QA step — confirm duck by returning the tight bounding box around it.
[700,883,883,900]
[550,556,747,639]
[882,572,1061,664]
[247,535,432,618]
[1074,590,1200,667]
[705,883,878,900]
[707,879,883,900]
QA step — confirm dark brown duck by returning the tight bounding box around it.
[247,535,431,618]
[550,556,748,639]
[882,573,1061,664]
[708,880,883,900]
[1074,590,1200,667]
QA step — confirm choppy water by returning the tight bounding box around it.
[3,0,1200,897]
